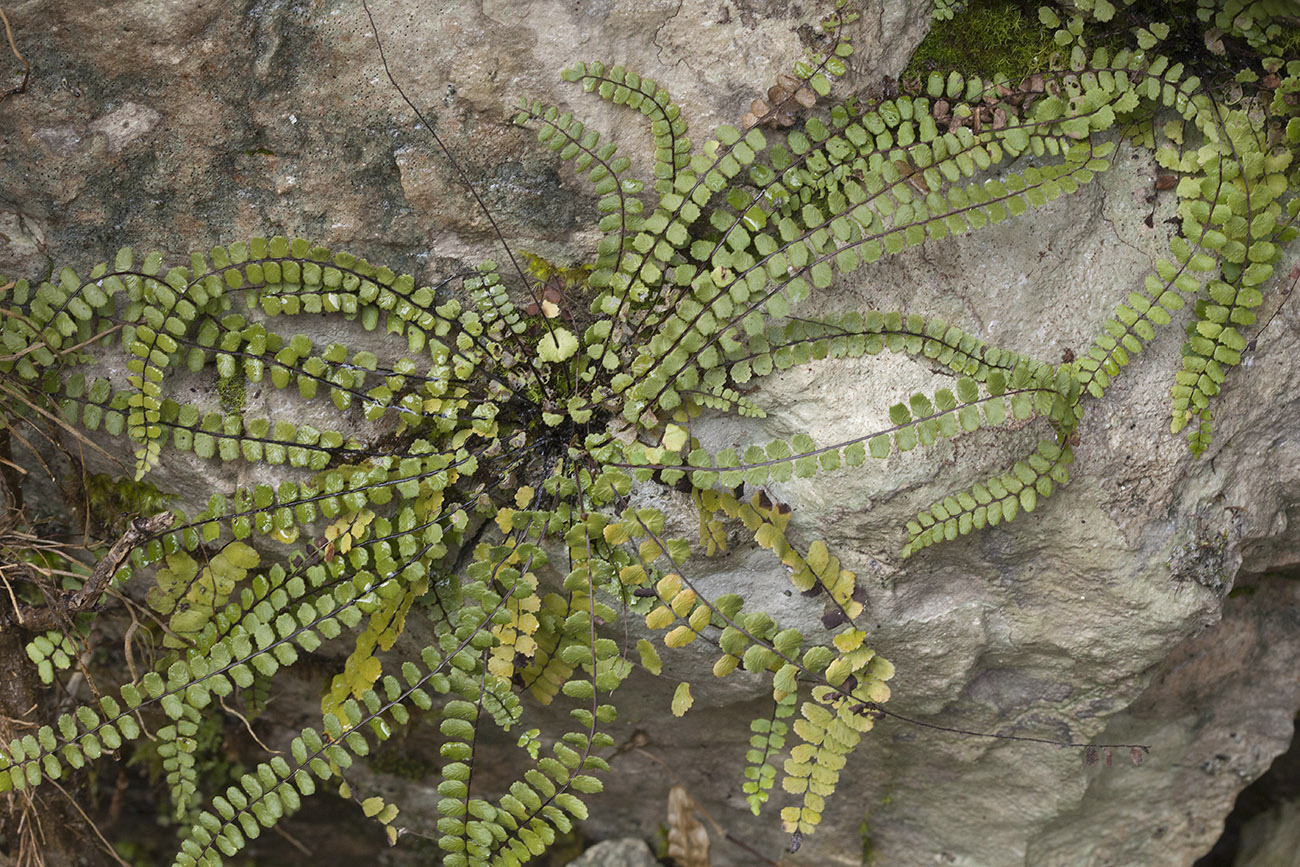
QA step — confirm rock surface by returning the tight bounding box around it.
[2,2,1299,867]
[567,838,660,867]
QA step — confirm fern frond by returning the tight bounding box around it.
[780,693,880,838]
[559,61,690,192]
[742,0,857,129]
[902,438,1074,557]
[727,311,1030,384]
[515,591,579,705]
[623,357,1077,548]
[1168,119,1296,453]
[0,552,372,793]
[157,703,204,820]
[1077,236,1214,399]
[607,78,1120,420]
[742,692,796,816]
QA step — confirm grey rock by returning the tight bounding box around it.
[566,838,659,867]
[87,101,161,155]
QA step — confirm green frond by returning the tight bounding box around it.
[781,652,893,838]
[24,629,78,685]
[558,62,689,193]
[903,439,1074,558]
[742,692,796,815]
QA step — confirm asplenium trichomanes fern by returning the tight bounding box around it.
[0,0,1296,862]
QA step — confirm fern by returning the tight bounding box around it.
[0,0,1296,862]
[743,692,797,816]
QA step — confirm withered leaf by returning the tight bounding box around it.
[667,785,711,867]
[821,608,848,630]
[1205,27,1225,54]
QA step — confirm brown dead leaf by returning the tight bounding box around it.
[667,784,710,867]
[1205,26,1225,55]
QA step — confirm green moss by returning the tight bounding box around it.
[84,472,173,534]
[860,816,878,865]
[915,0,1298,89]
[905,0,1058,82]
[216,374,246,416]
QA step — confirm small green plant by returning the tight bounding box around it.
[0,0,1296,863]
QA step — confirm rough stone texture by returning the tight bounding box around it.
[567,838,660,867]
[2,2,1300,867]
[1024,572,1300,867]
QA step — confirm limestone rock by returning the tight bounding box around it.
[567,838,660,867]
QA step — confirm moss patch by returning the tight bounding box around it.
[905,0,1059,82]
[84,472,173,534]
[216,374,246,416]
